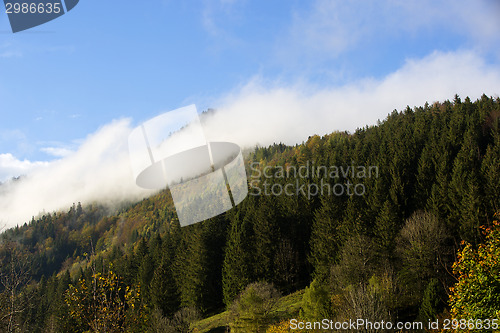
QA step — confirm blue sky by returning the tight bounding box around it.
[1,0,500,226]
[1,0,498,162]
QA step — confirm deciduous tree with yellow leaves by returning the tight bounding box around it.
[448,212,500,331]
[65,268,145,333]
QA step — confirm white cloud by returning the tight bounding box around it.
[0,129,36,157]
[1,50,499,230]
[286,0,366,58]
[40,147,74,158]
[0,120,154,229]
[0,129,26,142]
[281,0,500,63]
[402,0,500,45]
[202,4,219,36]
[0,154,49,181]
[200,0,246,46]
[203,50,500,147]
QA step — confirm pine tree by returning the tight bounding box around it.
[418,278,445,321]
[150,257,179,316]
[223,212,253,307]
[251,197,278,281]
[309,197,343,281]
[137,251,154,305]
[448,129,482,243]
[481,132,500,214]
[173,217,226,314]
[273,238,298,293]
[373,199,400,259]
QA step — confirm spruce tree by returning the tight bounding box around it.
[222,211,253,307]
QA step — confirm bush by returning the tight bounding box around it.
[147,307,200,333]
[300,279,332,321]
[266,319,294,333]
[230,281,281,333]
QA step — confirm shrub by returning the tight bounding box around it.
[230,281,281,333]
[300,279,332,321]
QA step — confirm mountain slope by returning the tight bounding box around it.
[0,94,499,332]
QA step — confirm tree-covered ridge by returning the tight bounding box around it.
[0,94,499,332]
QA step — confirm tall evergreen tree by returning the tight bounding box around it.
[222,211,253,307]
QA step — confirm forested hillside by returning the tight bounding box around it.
[1,94,499,332]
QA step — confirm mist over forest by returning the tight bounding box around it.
[1,95,499,332]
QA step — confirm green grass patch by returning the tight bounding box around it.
[191,289,305,333]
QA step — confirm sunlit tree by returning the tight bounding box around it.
[65,268,144,332]
[449,213,500,327]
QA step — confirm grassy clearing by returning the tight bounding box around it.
[192,289,305,333]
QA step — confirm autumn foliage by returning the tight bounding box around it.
[448,212,500,331]
[65,269,145,332]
